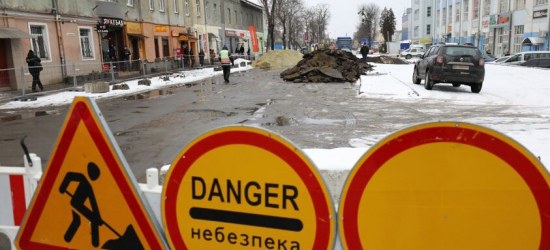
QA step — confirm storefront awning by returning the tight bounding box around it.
[129,34,149,39]
[178,35,189,41]
[522,37,545,46]
[208,33,218,39]
[0,28,32,39]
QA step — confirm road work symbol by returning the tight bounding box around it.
[59,162,144,250]
[15,97,168,250]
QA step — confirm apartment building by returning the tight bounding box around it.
[432,0,550,57]
[410,0,435,46]
[0,0,264,91]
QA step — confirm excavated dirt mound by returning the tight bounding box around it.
[368,56,409,64]
[252,50,304,70]
[280,50,373,83]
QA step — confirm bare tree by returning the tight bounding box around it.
[358,3,380,46]
[260,0,279,50]
[314,4,331,42]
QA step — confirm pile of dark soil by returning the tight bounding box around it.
[280,50,374,83]
[367,56,409,64]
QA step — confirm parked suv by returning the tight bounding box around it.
[412,44,485,93]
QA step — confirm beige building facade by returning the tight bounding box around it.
[0,0,265,91]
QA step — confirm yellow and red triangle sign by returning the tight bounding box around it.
[16,97,168,250]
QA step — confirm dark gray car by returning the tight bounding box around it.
[412,44,486,93]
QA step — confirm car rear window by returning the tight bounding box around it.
[443,47,478,57]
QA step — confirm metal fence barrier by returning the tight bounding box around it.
[2,54,256,102]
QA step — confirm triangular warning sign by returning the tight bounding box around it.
[16,97,168,250]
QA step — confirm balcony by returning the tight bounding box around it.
[95,0,124,19]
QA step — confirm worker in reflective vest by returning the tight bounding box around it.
[220,46,232,83]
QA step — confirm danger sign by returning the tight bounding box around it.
[16,97,168,250]
[339,122,550,250]
[162,126,336,250]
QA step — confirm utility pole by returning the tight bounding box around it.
[221,0,226,48]
[458,0,463,44]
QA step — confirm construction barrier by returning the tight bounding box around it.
[0,154,41,250]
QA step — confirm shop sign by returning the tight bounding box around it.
[419,38,432,43]
[490,15,497,25]
[96,24,109,34]
[447,25,452,32]
[226,30,238,37]
[99,17,124,28]
[155,26,168,33]
[126,22,142,34]
[171,29,179,37]
[498,15,510,24]
[534,9,548,19]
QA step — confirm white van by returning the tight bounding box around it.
[503,51,550,65]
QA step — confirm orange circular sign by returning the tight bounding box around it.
[339,122,550,250]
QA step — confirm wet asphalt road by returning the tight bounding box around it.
[0,66,529,180]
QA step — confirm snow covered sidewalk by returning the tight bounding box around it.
[0,63,252,110]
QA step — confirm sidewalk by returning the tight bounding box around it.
[0,65,218,105]
[0,60,252,110]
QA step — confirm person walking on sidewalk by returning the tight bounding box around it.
[360,43,369,63]
[220,46,232,83]
[26,50,43,92]
[123,46,132,71]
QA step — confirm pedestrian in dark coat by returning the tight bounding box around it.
[26,50,43,92]
[220,46,232,83]
[240,45,245,54]
[360,43,370,63]
[199,49,205,67]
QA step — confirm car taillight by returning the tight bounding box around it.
[435,56,444,65]
[479,58,485,67]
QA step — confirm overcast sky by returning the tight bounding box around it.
[253,0,410,39]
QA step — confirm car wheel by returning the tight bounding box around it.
[412,67,421,84]
[471,82,482,93]
[406,54,412,59]
[424,70,434,90]
[452,83,461,87]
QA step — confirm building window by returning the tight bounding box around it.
[427,7,431,17]
[78,27,94,60]
[513,25,524,53]
[196,0,200,16]
[29,23,51,60]
[455,5,460,22]
[536,0,548,5]
[464,0,469,19]
[437,10,441,26]
[427,24,431,35]
[448,5,452,23]
[127,0,133,6]
[443,8,447,23]
[414,9,419,20]
[149,0,154,10]
[205,1,209,18]
[213,4,217,20]
[228,8,231,24]
[499,0,509,13]
[473,0,479,18]
[515,0,524,9]
[159,0,165,12]
[414,26,419,37]
[162,38,169,57]
[184,0,189,15]
[483,0,490,15]
[173,0,178,13]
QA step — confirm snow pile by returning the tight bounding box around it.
[252,50,304,70]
